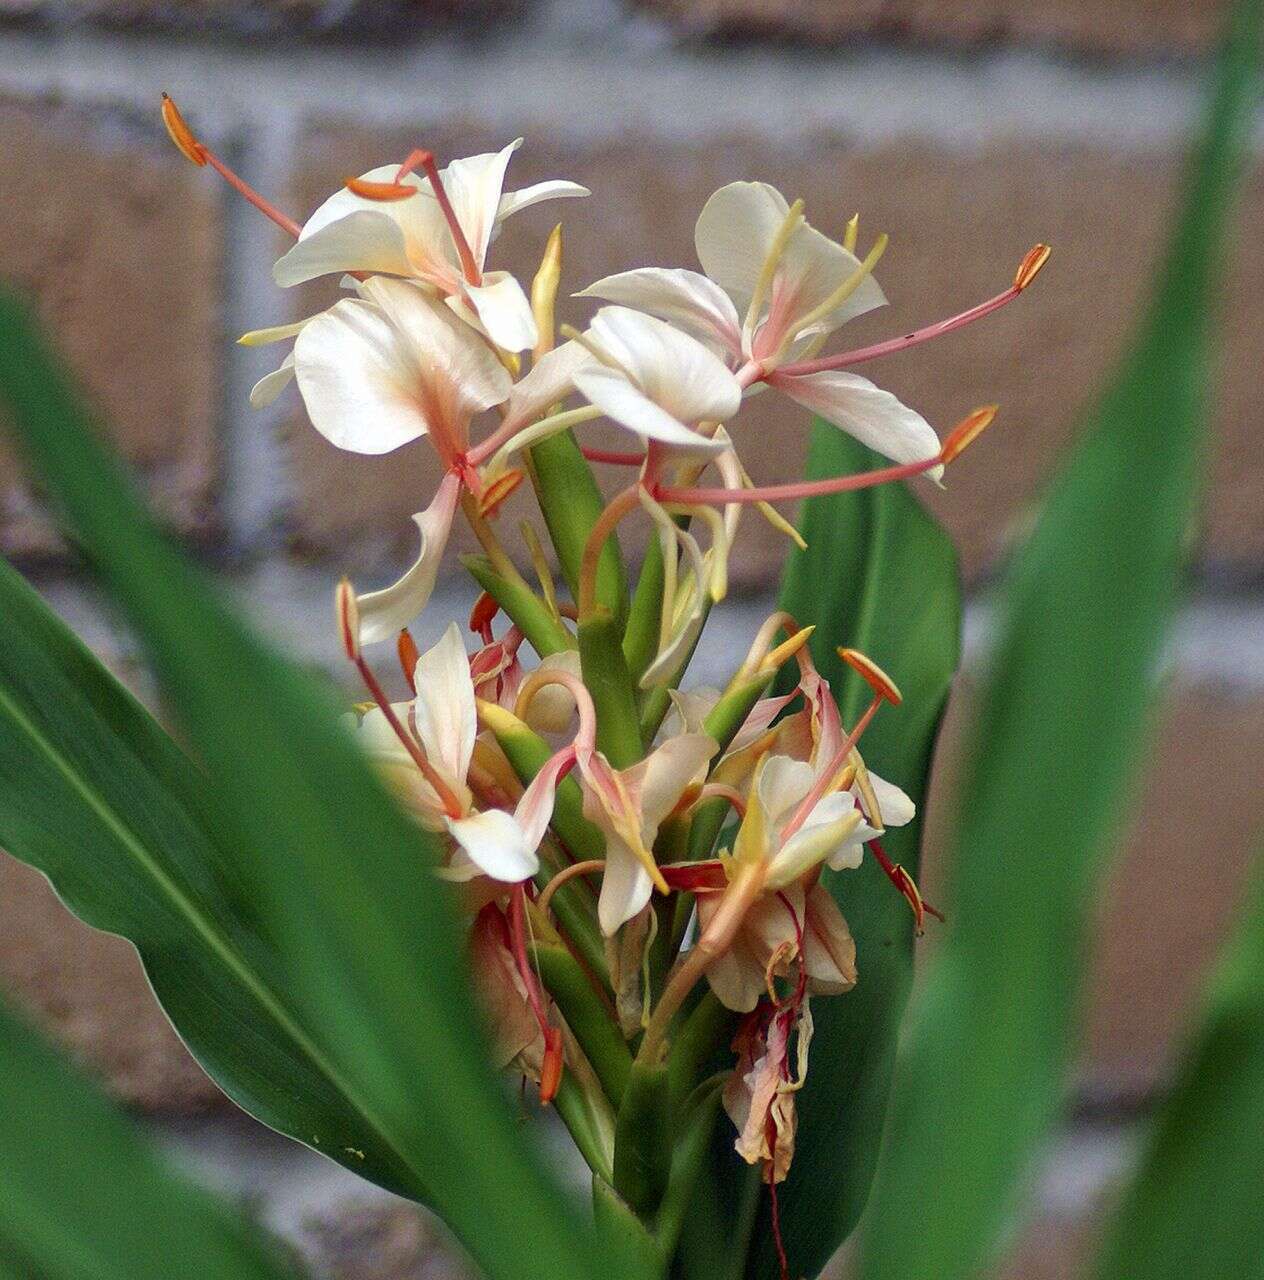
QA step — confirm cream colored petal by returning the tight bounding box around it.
[446,808,539,883]
[461,271,538,353]
[413,622,477,788]
[354,704,413,763]
[772,369,942,475]
[577,268,742,360]
[597,838,654,937]
[639,494,713,687]
[442,141,521,271]
[274,209,415,287]
[694,181,791,317]
[292,298,428,455]
[575,364,728,459]
[522,651,582,736]
[868,772,916,827]
[357,473,461,645]
[587,306,742,430]
[757,755,816,831]
[248,353,295,408]
[469,905,543,1069]
[503,341,592,432]
[771,792,861,887]
[661,687,722,740]
[496,179,590,226]
[802,885,857,994]
[700,903,768,1013]
[638,732,718,830]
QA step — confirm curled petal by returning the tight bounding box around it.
[770,369,942,476]
[868,771,916,827]
[357,472,461,645]
[771,792,862,887]
[457,271,538,353]
[249,353,295,408]
[496,179,590,226]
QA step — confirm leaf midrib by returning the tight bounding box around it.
[0,681,423,1192]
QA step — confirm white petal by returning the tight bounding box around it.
[772,369,942,475]
[249,353,295,408]
[293,298,429,454]
[694,181,792,318]
[442,141,520,271]
[868,772,916,828]
[577,268,742,360]
[357,472,461,645]
[597,840,654,937]
[771,792,860,887]
[355,704,413,762]
[274,209,415,288]
[496,179,590,226]
[757,756,816,831]
[446,809,538,883]
[511,747,572,850]
[637,733,717,830]
[764,220,886,343]
[575,364,728,459]
[461,271,538,353]
[503,341,591,431]
[413,622,477,788]
[587,306,742,429]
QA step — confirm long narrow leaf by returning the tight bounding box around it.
[860,6,1261,1279]
[0,997,300,1280]
[0,294,646,1280]
[1094,848,1264,1280]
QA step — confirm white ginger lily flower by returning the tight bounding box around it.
[581,732,718,936]
[579,181,941,473]
[573,306,741,461]
[273,140,588,352]
[357,624,557,883]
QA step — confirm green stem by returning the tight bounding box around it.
[613,1060,673,1216]
[553,1074,615,1185]
[653,1078,725,1259]
[593,1177,666,1277]
[579,611,645,767]
[623,533,665,687]
[668,991,734,1111]
[462,554,573,658]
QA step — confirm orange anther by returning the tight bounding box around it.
[478,468,525,519]
[539,1026,564,1105]
[837,648,902,706]
[939,404,999,465]
[397,629,420,694]
[1014,243,1051,291]
[335,578,361,662]
[343,176,417,202]
[160,93,206,167]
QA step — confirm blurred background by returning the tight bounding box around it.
[0,0,1261,1276]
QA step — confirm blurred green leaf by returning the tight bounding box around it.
[0,556,427,1198]
[860,6,1261,1280]
[677,424,962,1280]
[0,292,647,1280]
[0,996,300,1279]
[1094,847,1264,1280]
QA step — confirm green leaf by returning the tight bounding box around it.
[0,292,648,1280]
[1094,847,1264,1280]
[860,7,1261,1280]
[0,556,426,1198]
[0,996,300,1279]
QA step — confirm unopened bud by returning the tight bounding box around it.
[939,404,999,465]
[160,93,206,167]
[837,647,902,705]
[335,578,361,662]
[759,624,815,675]
[1014,243,1051,291]
[531,223,564,358]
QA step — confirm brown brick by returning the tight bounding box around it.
[0,854,224,1111]
[921,684,1264,1099]
[0,95,220,560]
[281,129,1264,594]
[633,0,1226,57]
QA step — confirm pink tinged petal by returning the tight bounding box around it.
[273,208,415,287]
[662,687,722,739]
[459,271,538,353]
[512,749,572,851]
[587,306,742,430]
[248,353,294,408]
[496,179,590,226]
[728,690,800,754]
[771,369,942,475]
[766,219,887,341]
[356,472,461,645]
[441,140,521,271]
[576,268,742,361]
[694,181,793,317]
[503,341,592,431]
[413,622,478,787]
[801,885,857,994]
[293,298,430,455]
[470,905,543,1069]
[575,364,728,459]
[446,808,539,883]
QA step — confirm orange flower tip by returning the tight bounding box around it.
[837,648,902,705]
[469,590,500,634]
[1014,243,1051,291]
[396,628,420,693]
[343,175,417,201]
[539,1027,564,1105]
[939,404,999,465]
[478,468,525,519]
[160,93,206,167]
[335,578,361,662]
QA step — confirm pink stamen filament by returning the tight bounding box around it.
[200,148,302,239]
[697,782,748,819]
[578,484,641,617]
[508,885,561,1101]
[398,147,482,287]
[775,282,1023,379]
[581,446,647,466]
[654,451,944,509]
[781,695,883,841]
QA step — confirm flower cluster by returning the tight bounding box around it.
[164,96,1045,1205]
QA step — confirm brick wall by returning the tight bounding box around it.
[1,1,1260,1274]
